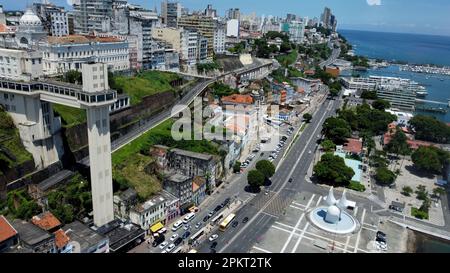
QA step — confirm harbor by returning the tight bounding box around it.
[400,64,450,76]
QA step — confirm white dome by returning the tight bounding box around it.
[326,205,340,217]
[19,9,42,26]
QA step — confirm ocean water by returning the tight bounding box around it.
[339,29,450,67]
[339,30,450,122]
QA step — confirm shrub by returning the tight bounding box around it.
[348,181,366,192]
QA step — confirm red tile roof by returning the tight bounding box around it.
[192,176,206,192]
[343,138,363,154]
[54,229,70,249]
[0,215,17,243]
[221,94,253,105]
[31,211,61,231]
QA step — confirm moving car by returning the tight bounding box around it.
[210,242,218,249]
[288,178,293,183]
[232,221,239,228]
[242,217,249,223]
[172,220,183,231]
[152,234,165,247]
[209,234,219,241]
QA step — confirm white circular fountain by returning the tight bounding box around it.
[308,187,358,235]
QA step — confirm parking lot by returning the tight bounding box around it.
[250,191,408,253]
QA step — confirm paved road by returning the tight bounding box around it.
[192,97,340,253]
[195,95,388,253]
[319,42,341,68]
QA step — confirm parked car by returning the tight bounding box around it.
[170,234,179,241]
[174,237,183,246]
[288,178,293,183]
[195,222,202,229]
[158,228,167,234]
[152,234,165,247]
[232,221,239,228]
[209,234,219,241]
[203,216,210,222]
[183,225,190,231]
[182,231,191,239]
[159,241,168,249]
[166,243,176,252]
[210,242,218,249]
[242,217,249,223]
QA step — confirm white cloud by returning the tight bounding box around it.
[367,0,382,6]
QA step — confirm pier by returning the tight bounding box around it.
[415,99,450,113]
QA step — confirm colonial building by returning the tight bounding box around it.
[42,35,129,75]
[163,172,193,212]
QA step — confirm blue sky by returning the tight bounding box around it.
[3,0,450,36]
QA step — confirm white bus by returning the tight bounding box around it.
[210,213,224,226]
[182,212,196,224]
[172,220,183,231]
[189,227,205,245]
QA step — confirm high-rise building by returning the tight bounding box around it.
[226,8,240,20]
[178,14,215,60]
[0,5,5,25]
[204,4,217,18]
[32,2,69,37]
[214,19,226,54]
[226,19,240,38]
[161,0,181,28]
[320,7,331,29]
[287,20,305,44]
[73,0,114,34]
[320,7,337,31]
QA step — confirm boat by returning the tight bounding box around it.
[416,91,428,98]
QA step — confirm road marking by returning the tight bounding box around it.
[261,211,279,218]
[353,206,359,217]
[252,246,272,253]
[343,236,351,253]
[289,205,304,211]
[291,222,310,253]
[353,208,366,253]
[315,196,322,207]
[219,100,333,253]
[292,201,307,208]
[280,195,315,253]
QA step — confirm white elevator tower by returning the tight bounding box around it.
[82,63,114,227]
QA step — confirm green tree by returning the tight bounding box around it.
[385,129,411,156]
[64,70,82,84]
[322,117,351,144]
[314,153,355,186]
[321,139,336,152]
[402,186,413,196]
[233,161,242,173]
[360,91,378,100]
[372,99,391,111]
[375,167,396,186]
[255,160,276,179]
[303,113,313,123]
[415,185,429,201]
[411,146,448,174]
[432,187,446,198]
[247,170,265,189]
[409,115,450,144]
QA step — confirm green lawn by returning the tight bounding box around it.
[110,71,182,105]
[113,154,162,199]
[0,109,33,174]
[276,51,298,67]
[53,104,86,128]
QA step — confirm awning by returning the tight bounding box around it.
[150,222,164,233]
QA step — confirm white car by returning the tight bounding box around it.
[209,234,219,241]
[183,225,190,231]
[195,222,202,229]
[159,241,168,249]
[161,249,168,253]
[170,234,179,241]
[166,243,176,252]
[158,228,167,234]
